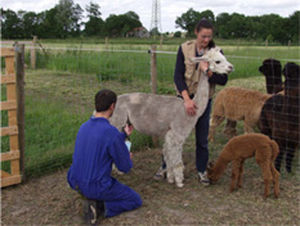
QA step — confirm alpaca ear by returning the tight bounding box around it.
[190,56,207,63]
[208,161,215,168]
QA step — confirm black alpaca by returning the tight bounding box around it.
[259,59,283,94]
[259,62,300,172]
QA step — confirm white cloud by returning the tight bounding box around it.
[1,0,299,32]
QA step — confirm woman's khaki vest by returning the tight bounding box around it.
[180,40,215,98]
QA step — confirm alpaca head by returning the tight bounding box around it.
[283,62,300,97]
[191,47,234,74]
[207,161,218,184]
[259,59,282,94]
[283,62,300,85]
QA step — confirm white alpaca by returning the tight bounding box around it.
[110,47,233,187]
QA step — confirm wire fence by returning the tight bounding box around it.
[1,40,299,178]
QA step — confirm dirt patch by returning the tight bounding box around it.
[2,147,299,225]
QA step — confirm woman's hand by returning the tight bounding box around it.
[199,61,209,72]
[184,98,198,116]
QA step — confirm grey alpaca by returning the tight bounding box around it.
[110,47,233,187]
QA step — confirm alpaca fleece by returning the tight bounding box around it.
[208,87,271,141]
[207,133,280,198]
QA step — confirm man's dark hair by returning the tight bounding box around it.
[195,18,215,49]
[95,89,117,112]
[195,18,214,32]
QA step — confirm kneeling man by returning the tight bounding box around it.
[67,89,142,225]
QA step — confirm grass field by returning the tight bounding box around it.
[1,71,299,224]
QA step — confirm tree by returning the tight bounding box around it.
[174,31,181,38]
[84,2,104,36]
[55,0,83,38]
[105,12,142,37]
[286,11,300,43]
[175,8,202,36]
[175,8,215,36]
[22,11,39,38]
[0,8,23,39]
[216,13,231,38]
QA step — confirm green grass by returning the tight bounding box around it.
[3,68,295,177]
[23,45,299,84]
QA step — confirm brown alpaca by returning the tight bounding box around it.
[207,133,280,198]
[209,87,271,141]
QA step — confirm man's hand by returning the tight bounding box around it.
[184,99,198,116]
[124,124,134,136]
[130,152,133,160]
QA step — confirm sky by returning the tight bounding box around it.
[2,0,300,32]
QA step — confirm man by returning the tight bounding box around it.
[67,89,142,225]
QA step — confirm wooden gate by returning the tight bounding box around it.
[1,47,22,187]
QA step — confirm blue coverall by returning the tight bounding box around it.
[67,117,142,217]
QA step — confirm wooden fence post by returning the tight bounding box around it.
[150,45,159,147]
[160,35,163,49]
[30,36,37,69]
[105,37,109,49]
[15,44,25,180]
[150,45,158,94]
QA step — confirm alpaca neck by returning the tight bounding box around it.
[193,72,209,117]
[262,93,272,101]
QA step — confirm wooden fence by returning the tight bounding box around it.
[1,45,25,188]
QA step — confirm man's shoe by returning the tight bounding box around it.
[83,199,101,225]
[153,166,167,180]
[198,171,210,186]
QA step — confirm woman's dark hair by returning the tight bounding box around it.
[95,89,117,112]
[195,18,214,32]
[195,18,215,49]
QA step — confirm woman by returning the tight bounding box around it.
[154,18,229,186]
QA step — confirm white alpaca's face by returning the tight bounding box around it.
[191,47,234,74]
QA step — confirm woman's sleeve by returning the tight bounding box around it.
[174,46,188,93]
[208,73,228,86]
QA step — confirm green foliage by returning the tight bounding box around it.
[176,9,299,44]
[84,2,104,36]
[1,3,298,44]
[173,31,182,38]
[105,12,142,37]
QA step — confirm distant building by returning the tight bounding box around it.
[126,27,150,38]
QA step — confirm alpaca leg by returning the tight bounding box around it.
[257,161,273,198]
[237,160,245,188]
[208,115,225,142]
[109,108,128,131]
[285,141,297,173]
[162,135,174,184]
[270,163,280,198]
[170,135,185,188]
[163,130,184,187]
[230,160,241,192]
[275,143,285,172]
[243,119,254,134]
[223,120,237,139]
